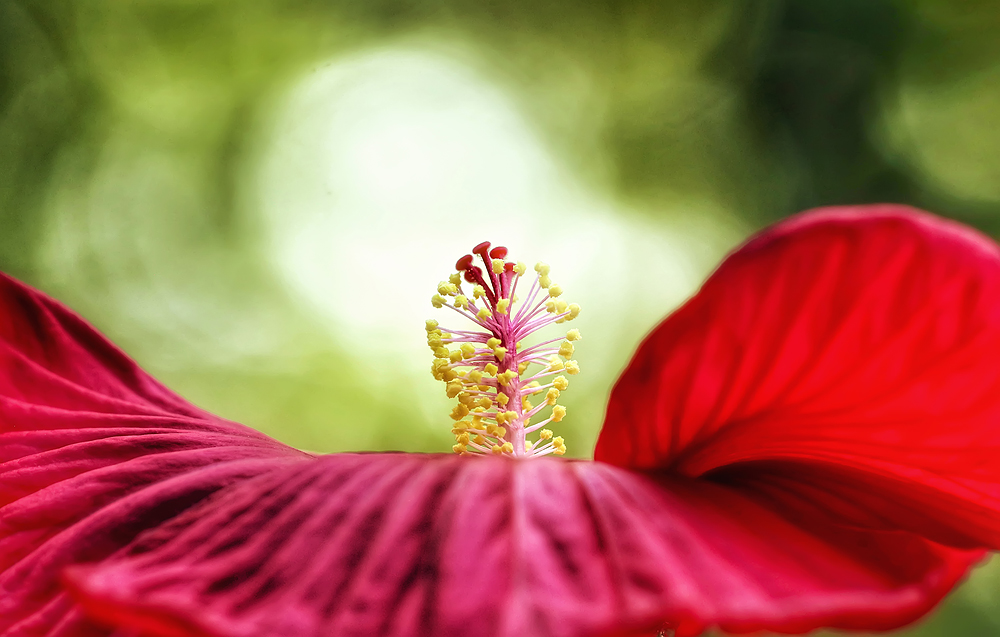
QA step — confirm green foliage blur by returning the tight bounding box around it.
[3,1,1000,634]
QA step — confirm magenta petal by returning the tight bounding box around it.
[597,206,1000,549]
[0,273,304,634]
[67,454,979,637]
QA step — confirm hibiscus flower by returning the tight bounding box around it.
[3,204,1000,637]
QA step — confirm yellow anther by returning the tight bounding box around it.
[539,274,551,289]
[486,337,501,349]
[477,397,493,409]
[534,262,550,276]
[514,262,527,276]
[504,410,518,423]
[425,319,439,332]
[553,438,566,455]
[522,397,533,410]
[566,329,582,341]
[545,300,557,313]
[449,349,463,363]
[552,405,567,422]
[495,412,507,425]
[497,393,510,406]
[553,376,569,390]
[461,343,476,359]
[556,300,568,313]
[501,442,514,454]
[446,380,463,398]
[548,357,564,372]
[449,272,462,285]
[453,443,467,454]
[484,363,498,376]
[450,404,470,420]
[564,360,580,375]
[539,429,553,440]
[454,295,469,309]
[433,346,449,358]
[518,361,530,374]
[548,284,563,298]
[458,393,475,407]
[491,444,503,455]
[468,369,484,383]
[442,369,458,381]
[498,370,517,386]
[546,388,560,405]
[494,346,507,361]
[487,423,499,435]
[457,432,470,445]
[526,441,533,452]
[473,285,486,299]
[524,381,541,393]
[431,295,446,308]
[496,298,510,315]
[438,282,458,296]
[567,303,581,319]
[478,384,491,392]
[495,426,507,438]
[491,259,504,274]
[474,435,486,445]
[558,341,575,357]
[477,307,492,320]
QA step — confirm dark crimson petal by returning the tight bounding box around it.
[0,273,305,635]
[66,454,980,637]
[596,206,1000,548]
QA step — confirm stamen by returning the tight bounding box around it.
[426,243,582,457]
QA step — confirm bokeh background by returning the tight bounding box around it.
[3,0,1000,634]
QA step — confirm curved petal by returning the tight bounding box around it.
[596,205,1000,548]
[66,454,980,637]
[0,273,305,635]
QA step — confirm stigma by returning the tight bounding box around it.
[426,241,581,458]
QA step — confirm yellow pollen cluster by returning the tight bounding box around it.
[426,243,582,458]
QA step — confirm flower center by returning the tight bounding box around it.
[426,241,581,457]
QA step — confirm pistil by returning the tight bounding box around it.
[427,242,581,457]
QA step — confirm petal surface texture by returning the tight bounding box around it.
[0,273,306,635]
[66,454,978,637]
[597,205,1000,549]
[3,205,998,637]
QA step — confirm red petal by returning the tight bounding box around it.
[596,205,1000,548]
[66,454,980,637]
[0,273,302,634]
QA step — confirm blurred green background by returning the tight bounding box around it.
[3,0,1000,634]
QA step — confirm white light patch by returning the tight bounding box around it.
[258,47,737,391]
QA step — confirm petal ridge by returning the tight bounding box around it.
[67,455,980,637]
